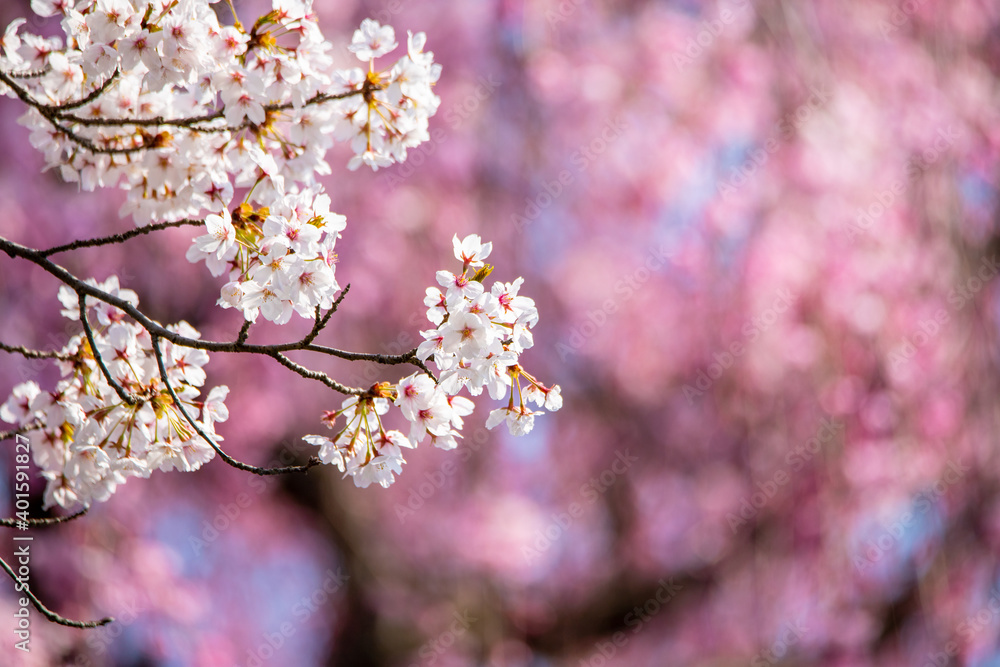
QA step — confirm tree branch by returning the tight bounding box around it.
[40,219,203,257]
[51,88,363,130]
[0,342,71,361]
[44,69,121,113]
[3,67,47,79]
[52,120,149,156]
[149,334,324,476]
[236,318,253,346]
[0,554,113,628]
[0,422,45,442]
[0,65,364,158]
[300,284,350,347]
[0,69,44,112]
[1,236,425,372]
[0,509,87,528]
[303,342,420,365]
[78,292,142,406]
[266,350,361,394]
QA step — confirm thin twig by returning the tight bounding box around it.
[267,351,361,394]
[0,342,71,361]
[299,284,350,346]
[149,335,324,476]
[303,343,419,365]
[44,69,121,113]
[4,68,47,79]
[53,89,362,130]
[0,72,145,155]
[0,554,113,628]
[0,422,45,443]
[236,319,252,345]
[53,121,149,156]
[78,292,141,406]
[410,355,436,380]
[40,219,203,257]
[0,65,366,165]
[0,69,42,109]
[0,509,87,528]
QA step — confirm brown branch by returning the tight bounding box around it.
[52,88,363,130]
[78,292,142,406]
[4,67,47,79]
[0,509,87,528]
[45,69,121,113]
[236,318,253,346]
[300,284,350,347]
[266,350,360,394]
[0,554,113,628]
[53,121,149,156]
[0,342,71,361]
[149,335,324,476]
[410,355,436,380]
[1,63,366,158]
[0,71,145,156]
[0,69,43,110]
[304,342,420,365]
[40,219,203,257]
[0,422,45,442]
[0,236,425,372]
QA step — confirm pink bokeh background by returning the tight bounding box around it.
[3,0,1000,665]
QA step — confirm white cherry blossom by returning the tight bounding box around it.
[1,3,562,499]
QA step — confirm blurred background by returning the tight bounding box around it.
[3,0,1000,664]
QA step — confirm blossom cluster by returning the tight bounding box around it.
[303,235,562,488]
[1,4,562,497]
[0,277,228,509]
[1,1,440,225]
[1,1,441,326]
[185,177,346,324]
[420,235,563,433]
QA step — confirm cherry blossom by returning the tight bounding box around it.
[1,281,226,508]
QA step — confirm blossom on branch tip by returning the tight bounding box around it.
[349,19,397,61]
[453,233,493,271]
[485,405,540,436]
